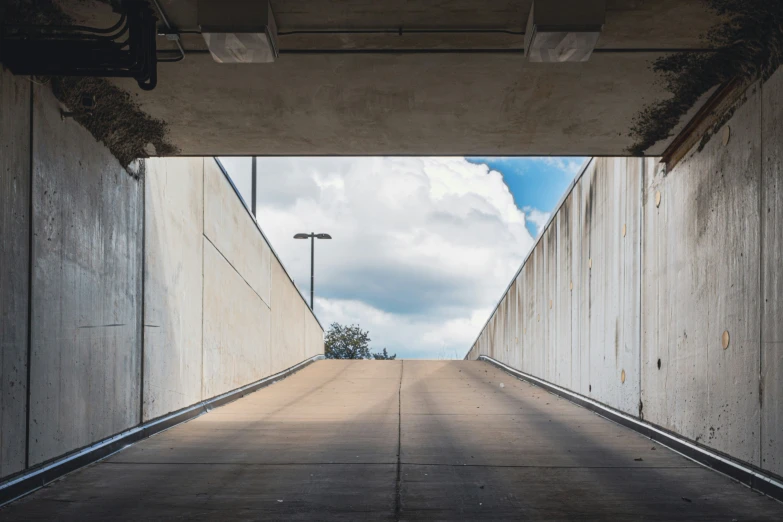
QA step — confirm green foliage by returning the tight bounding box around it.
[371,348,397,361]
[628,0,783,155]
[324,323,397,360]
[325,323,370,359]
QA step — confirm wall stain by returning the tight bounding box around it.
[627,0,783,155]
[4,0,179,169]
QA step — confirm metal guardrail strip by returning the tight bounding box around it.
[479,355,783,503]
[0,354,325,507]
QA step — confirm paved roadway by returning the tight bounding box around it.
[2,360,782,520]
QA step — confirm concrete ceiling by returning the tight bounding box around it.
[63,0,720,156]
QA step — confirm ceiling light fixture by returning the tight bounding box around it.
[524,0,605,62]
[197,0,279,63]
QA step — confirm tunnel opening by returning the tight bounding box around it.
[2,0,783,517]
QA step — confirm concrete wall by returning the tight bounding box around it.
[28,82,144,467]
[144,157,323,411]
[761,64,783,479]
[271,258,307,375]
[468,66,783,478]
[143,158,204,421]
[204,159,272,307]
[0,67,30,479]
[0,67,323,482]
[641,82,761,467]
[202,240,273,397]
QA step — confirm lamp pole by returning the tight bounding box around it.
[293,232,331,310]
[310,234,314,308]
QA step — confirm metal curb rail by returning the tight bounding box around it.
[478,355,783,503]
[0,354,325,507]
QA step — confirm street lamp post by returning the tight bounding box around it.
[293,232,331,310]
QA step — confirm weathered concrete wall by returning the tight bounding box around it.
[204,159,272,307]
[28,83,144,467]
[584,158,642,416]
[761,62,783,479]
[145,157,323,402]
[469,67,783,477]
[476,158,642,416]
[143,158,205,421]
[0,67,30,478]
[305,307,325,360]
[642,84,762,467]
[0,69,323,482]
[271,258,307,375]
[202,241,273,397]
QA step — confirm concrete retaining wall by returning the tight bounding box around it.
[468,67,783,478]
[143,158,205,421]
[271,258,307,374]
[761,66,783,478]
[0,67,323,482]
[28,82,144,467]
[0,67,31,479]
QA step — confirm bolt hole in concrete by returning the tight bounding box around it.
[655,191,662,208]
[657,358,662,370]
[722,330,730,350]
[723,125,731,146]
[621,369,626,383]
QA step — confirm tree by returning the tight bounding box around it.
[324,323,396,360]
[371,348,396,360]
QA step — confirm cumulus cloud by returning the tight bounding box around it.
[522,207,551,236]
[314,297,493,361]
[540,157,585,176]
[233,157,536,359]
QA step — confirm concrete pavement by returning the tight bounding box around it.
[2,360,782,520]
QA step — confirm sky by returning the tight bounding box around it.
[218,156,585,359]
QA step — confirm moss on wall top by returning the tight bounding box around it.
[3,0,179,168]
[628,0,783,156]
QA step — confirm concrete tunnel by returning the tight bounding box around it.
[1,0,783,519]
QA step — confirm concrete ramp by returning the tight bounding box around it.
[2,360,781,520]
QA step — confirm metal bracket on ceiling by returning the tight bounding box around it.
[0,0,159,90]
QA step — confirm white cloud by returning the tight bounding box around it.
[523,207,551,236]
[540,157,585,176]
[238,157,536,359]
[316,297,493,360]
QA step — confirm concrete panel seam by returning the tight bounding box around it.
[478,355,783,503]
[638,158,644,418]
[23,81,34,471]
[201,157,206,402]
[203,234,267,310]
[758,80,764,461]
[139,167,146,425]
[394,360,403,520]
[212,157,323,332]
[0,354,325,507]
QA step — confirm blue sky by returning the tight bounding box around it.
[220,156,585,359]
[467,157,585,236]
